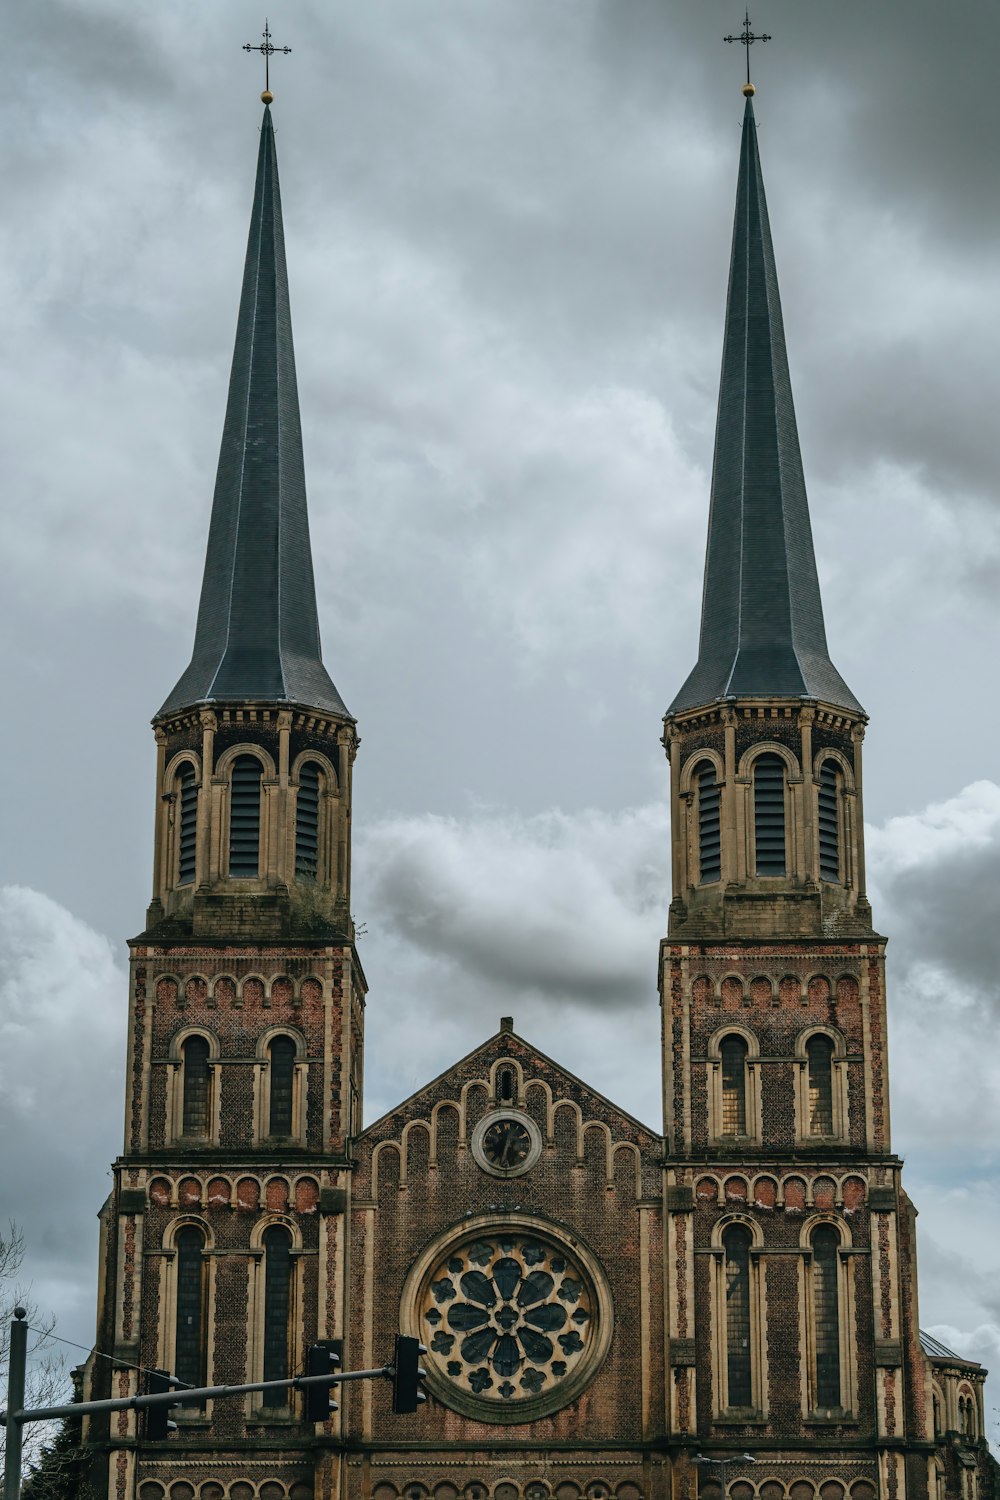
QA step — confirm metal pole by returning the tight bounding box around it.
[4,1308,28,1500]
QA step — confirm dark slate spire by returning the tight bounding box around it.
[158,107,349,720]
[669,99,862,717]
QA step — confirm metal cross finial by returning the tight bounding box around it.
[724,11,771,90]
[243,19,291,99]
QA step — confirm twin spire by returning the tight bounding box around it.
[160,94,858,728]
[159,106,349,721]
[670,98,861,716]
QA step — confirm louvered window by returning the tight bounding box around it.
[720,1034,748,1136]
[262,1226,293,1404]
[754,754,786,875]
[697,765,721,884]
[177,765,198,887]
[268,1036,296,1137]
[807,1034,835,1136]
[295,762,321,880]
[724,1224,753,1407]
[818,762,841,881]
[812,1226,841,1408]
[181,1036,211,1137]
[174,1226,207,1392]
[229,756,263,877]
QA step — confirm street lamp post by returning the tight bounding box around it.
[691,1452,757,1500]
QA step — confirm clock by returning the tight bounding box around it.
[471,1110,542,1178]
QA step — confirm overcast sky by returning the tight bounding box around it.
[1,0,998,1444]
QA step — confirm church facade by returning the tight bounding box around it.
[82,88,991,1500]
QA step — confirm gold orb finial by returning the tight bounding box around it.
[743,82,756,97]
[261,89,274,105]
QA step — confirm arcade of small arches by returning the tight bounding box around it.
[694,1171,868,1212]
[155,973,325,1009]
[137,1481,312,1500]
[372,1482,643,1500]
[689,972,859,1007]
[146,1172,320,1214]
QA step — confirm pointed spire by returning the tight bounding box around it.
[669,99,862,717]
[158,107,350,721]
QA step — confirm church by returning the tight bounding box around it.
[81,73,992,1500]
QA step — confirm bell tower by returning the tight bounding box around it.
[660,95,924,1500]
[87,102,365,1500]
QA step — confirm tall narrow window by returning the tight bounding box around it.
[174,1226,207,1392]
[812,1226,842,1408]
[720,1035,748,1136]
[229,756,263,877]
[497,1066,515,1103]
[754,754,786,875]
[724,1224,753,1407]
[295,762,321,880]
[818,762,841,881]
[268,1036,297,1137]
[181,1036,211,1138]
[698,765,722,884]
[806,1035,835,1136]
[177,764,198,887]
[261,1226,293,1405]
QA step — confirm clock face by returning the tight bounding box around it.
[471,1110,541,1178]
[482,1117,533,1171]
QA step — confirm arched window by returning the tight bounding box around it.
[724,1224,753,1407]
[174,1226,207,1392]
[818,761,842,882]
[933,1389,943,1439]
[177,764,198,887]
[697,764,721,884]
[229,755,263,877]
[295,762,321,880]
[181,1036,211,1138]
[268,1036,297,1137]
[812,1225,842,1408]
[261,1225,293,1405]
[720,1034,748,1136]
[806,1035,835,1136]
[497,1066,515,1103]
[754,754,786,876]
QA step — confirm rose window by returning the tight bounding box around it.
[417,1230,599,1412]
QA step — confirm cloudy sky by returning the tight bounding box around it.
[1,0,999,1443]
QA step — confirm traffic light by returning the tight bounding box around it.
[304,1342,340,1422]
[143,1369,179,1440]
[391,1334,428,1414]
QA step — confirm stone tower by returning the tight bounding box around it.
[659,96,987,1500]
[85,104,364,1500]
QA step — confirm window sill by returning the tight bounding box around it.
[804,1410,857,1425]
[714,1411,768,1425]
[248,1407,300,1425]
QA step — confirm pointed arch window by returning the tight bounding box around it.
[720,1034,748,1136]
[754,754,786,876]
[176,764,198,886]
[697,764,722,884]
[295,762,321,880]
[229,755,263,877]
[181,1036,211,1138]
[806,1035,835,1136]
[261,1225,293,1405]
[811,1225,842,1408]
[174,1226,208,1392]
[724,1224,753,1407]
[268,1036,297,1137]
[818,761,842,882]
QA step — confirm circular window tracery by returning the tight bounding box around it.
[410,1218,611,1423]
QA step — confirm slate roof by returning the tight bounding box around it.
[920,1330,980,1365]
[158,107,350,721]
[669,99,863,717]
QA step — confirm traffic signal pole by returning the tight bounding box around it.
[2,1306,425,1499]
